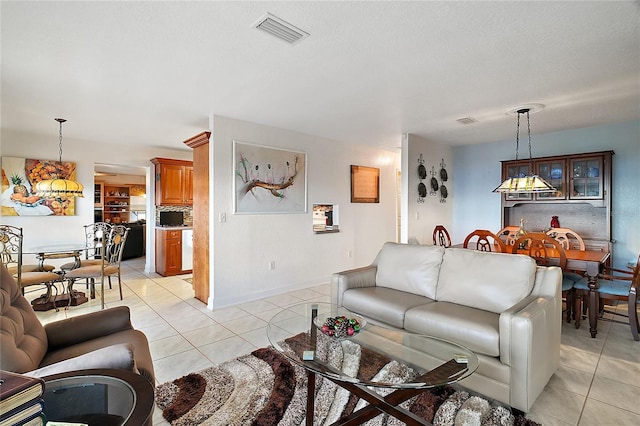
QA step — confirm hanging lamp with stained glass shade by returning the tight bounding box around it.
[493,107,556,194]
[35,118,84,198]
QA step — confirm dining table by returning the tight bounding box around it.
[454,242,610,338]
[23,243,90,310]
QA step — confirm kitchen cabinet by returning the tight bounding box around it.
[155,228,193,276]
[151,158,194,206]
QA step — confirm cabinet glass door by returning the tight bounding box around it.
[504,163,532,201]
[536,160,565,200]
[570,157,603,199]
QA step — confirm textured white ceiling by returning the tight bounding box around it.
[2,1,638,152]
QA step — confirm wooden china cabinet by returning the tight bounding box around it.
[500,150,614,256]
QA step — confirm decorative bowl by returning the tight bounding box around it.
[313,314,366,339]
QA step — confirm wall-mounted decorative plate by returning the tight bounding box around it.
[418,164,427,179]
[440,167,448,182]
[430,177,439,192]
[418,182,427,198]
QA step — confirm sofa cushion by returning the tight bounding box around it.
[436,248,537,314]
[404,302,500,357]
[376,242,444,299]
[342,287,434,328]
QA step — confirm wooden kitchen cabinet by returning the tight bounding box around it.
[155,228,193,276]
[151,158,194,206]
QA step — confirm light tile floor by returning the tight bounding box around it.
[29,257,640,425]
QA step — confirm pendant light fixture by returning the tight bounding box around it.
[35,118,84,198]
[493,106,555,194]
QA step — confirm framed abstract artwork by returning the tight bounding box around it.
[233,141,307,214]
[1,156,78,216]
[351,165,379,203]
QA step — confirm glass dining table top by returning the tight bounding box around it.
[23,243,87,255]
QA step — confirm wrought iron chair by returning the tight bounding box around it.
[573,253,639,341]
[497,226,521,247]
[463,230,507,253]
[546,227,586,251]
[511,232,582,323]
[65,225,129,308]
[432,225,452,248]
[60,222,113,271]
[0,225,62,310]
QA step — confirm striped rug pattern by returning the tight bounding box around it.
[155,334,540,426]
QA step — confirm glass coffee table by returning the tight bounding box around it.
[42,368,154,426]
[267,302,479,426]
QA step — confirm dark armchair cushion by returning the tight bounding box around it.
[0,263,48,372]
[44,306,134,350]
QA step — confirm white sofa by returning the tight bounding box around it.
[331,242,561,413]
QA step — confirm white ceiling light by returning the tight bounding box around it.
[253,12,309,45]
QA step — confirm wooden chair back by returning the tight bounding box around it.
[512,232,567,269]
[497,226,520,246]
[432,225,452,248]
[463,230,507,253]
[546,227,586,251]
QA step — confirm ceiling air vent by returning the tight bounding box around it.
[253,12,309,45]
[456,117,478,125]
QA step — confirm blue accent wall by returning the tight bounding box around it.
[453,120,639,268]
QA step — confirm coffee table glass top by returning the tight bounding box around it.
[42,369,154,426]
[267,302,479,389]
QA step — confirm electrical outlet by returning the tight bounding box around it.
[416,211,420,220]
[269,261,275,270]
[347,250,353,258]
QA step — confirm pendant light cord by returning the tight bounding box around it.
[55,118,67,164]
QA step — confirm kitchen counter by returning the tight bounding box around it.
[155,225,193,230]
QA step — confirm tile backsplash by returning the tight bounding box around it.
[156,205,193,225]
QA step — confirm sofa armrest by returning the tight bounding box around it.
[331,265,377,305]
[26,344,136,378]
[499,292,561,412]
[45,306,134,350]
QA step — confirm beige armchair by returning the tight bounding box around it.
[0,262,154,386]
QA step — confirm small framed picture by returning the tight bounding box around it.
[350,165,379,203]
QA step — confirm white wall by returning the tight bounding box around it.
[210,116,400,308]
[404,134,453,245]
[0,128,191,269]
[452,120,640,268]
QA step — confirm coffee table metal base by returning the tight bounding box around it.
[306,368,428,425]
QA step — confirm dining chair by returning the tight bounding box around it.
[497,226,520,246]
[432,225,452,248]
[573,252,640,341]
[511,232,582,323]
[546,227,586,251]
[463,229,507,253]
[0,225,62,309]
[65,225,130,308]
[60,222,113,271]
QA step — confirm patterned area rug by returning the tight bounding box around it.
[155,334,540,426]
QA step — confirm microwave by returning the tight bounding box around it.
[159,211,184,227]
